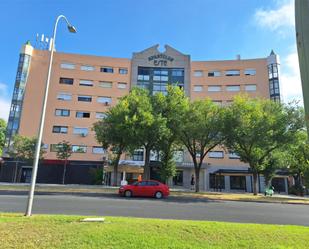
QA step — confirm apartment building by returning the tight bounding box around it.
[1,42,288,193]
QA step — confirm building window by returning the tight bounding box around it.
[95,112,107,119]
[92,146,105,154]
[80,65,95,71]
[208,151,224,158]
[138,75,150,81]
[209,173,225,189]
[100,67,114,73]
[193,85,203,92]
[79,80,93,87]
[76,111,90,118]
[225,70,240,76]
[226,85,240,92]
[194,70,203,77]
[57,93,72,101]
[59,77,74,85]
[97,96,112,105]
[133,149,144,161]
[230,176,246,190]
[99,81,112,88]
[173,151,184,163]
[55,109,70,117]
[229,151,240,159]
[117,82,127,89]
[52,126,68,134]
[172,69,184,76]
[60,63,75,69]
[73,127,88,136]
[244,69,256,76]
[212,100,222,106]
[208,71,221,77]
[245,84,257,92]
[78,95,92,102]
[208,85,221,92]
[50,144,64,152]
[72,145,87,153]
[119,68,128,74]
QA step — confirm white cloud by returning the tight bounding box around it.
[280,51,303,104]
[254,0,294,34]
[0,82,11,121]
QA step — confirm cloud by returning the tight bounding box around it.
[254,0,294,34]
[280,51,303,104]
[0,82,11,121]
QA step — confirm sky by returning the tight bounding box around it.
[0,0,302,120]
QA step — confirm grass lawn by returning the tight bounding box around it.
[0,213,309,249]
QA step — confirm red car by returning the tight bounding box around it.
[119,180,170,199]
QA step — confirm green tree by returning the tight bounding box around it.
[152,86,189,183]
[56,140,72,185]
[0,118,6,155]
[224,96,304,195]
[93,95,135,186]
[179,99,225,192]
[123,88,168,180]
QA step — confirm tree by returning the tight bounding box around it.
[0,118,6,155]
[179,99,225,192]
[56,140,72,185]
[123,88,168,180]
[223,96,304,195]
[93,94,136,186]
[8,135,45,163]
[152,86,189,183]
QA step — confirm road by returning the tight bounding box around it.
[0,192,308,226]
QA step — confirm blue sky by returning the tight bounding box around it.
[0,0,301,120]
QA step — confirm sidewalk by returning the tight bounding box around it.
[1,182,308,205]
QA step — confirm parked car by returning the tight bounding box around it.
[119,180,170,199]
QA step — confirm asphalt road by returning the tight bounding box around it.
[0,192,309,226]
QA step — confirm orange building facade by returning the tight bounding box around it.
[2,43,287,193]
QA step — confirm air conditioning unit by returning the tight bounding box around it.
[104,101,110,106]
[80,133,87,137]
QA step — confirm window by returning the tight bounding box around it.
[208,151,224,158]
[79,80,93,87]
[72,145,87,153]
[57,93,72,101]
[60,63,75,69]
[172,69,184,76]
[229,151,240,159]
[73,127,88,135]
[52,126,68,134]
[138,75,150,81]
[226,85,240,92]
[76,111,90,118]
[209,174,225,189]
[208,85,221,92]
[78,95,92,102]
[194,70,203,77]
[97,96,112,105]
[100,67,113,73]
[59,77,74,85]
[212,100,222,106]
[244,69,256,76]
[173,151,184,163]
[225,70,240,76]
[119,68,128,74]
[117,82,127,89]
[55,109,70,117]
[230,176,246,190]
[95,112,107,119]
[92,146,105,154]
[133,149,144,161]
[208,71,221,77]
[147,181,159,186]
[245,84,257,91]
[81,65,95,71]
[50,144,64,152]
[99,81,112,88]
[193,85,203,92]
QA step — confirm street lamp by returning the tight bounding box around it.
[25,15,77,217]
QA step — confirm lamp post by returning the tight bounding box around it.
[25,15,77,217]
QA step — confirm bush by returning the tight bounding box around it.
[288,185,306,196]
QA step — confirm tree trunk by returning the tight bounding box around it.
[62,160,67,185]
[113,153,121,186]
[195,167,200,192]
[253,172,258,195]
[143,147,151,180]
